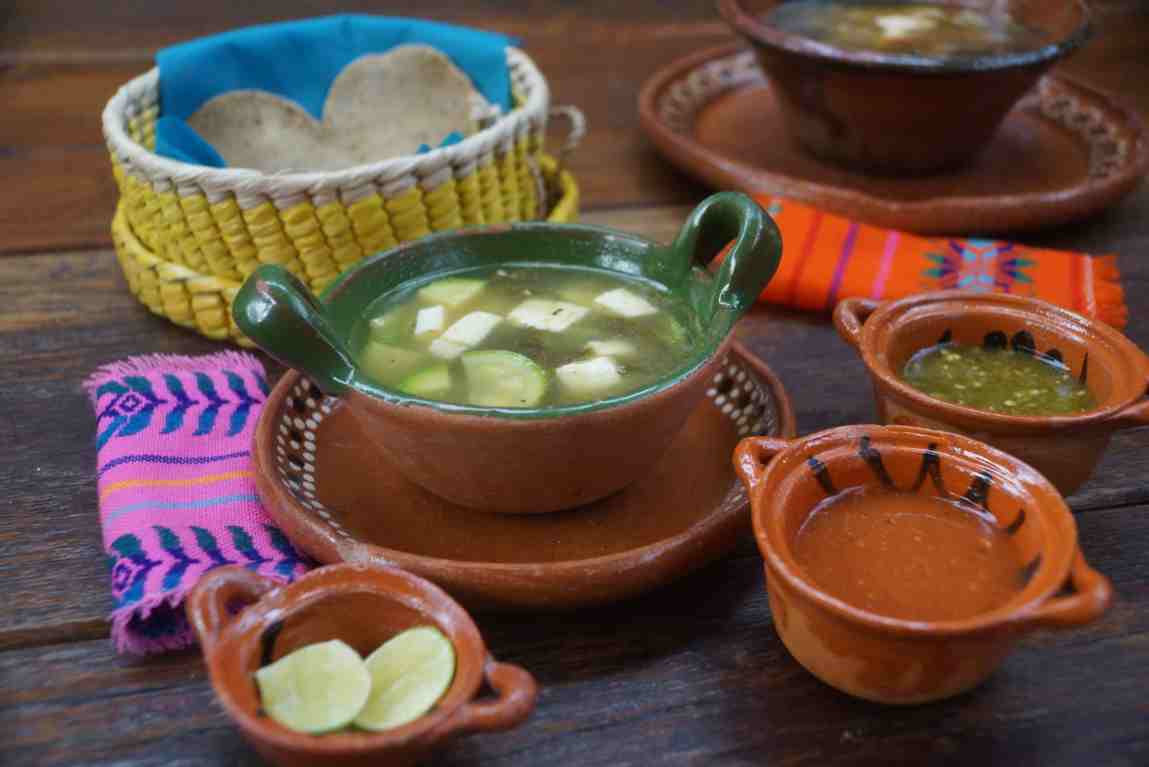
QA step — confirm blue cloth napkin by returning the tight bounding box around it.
[154,15,516,167]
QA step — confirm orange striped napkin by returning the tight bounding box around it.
[734,196,1126,328]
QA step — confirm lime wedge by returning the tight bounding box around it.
[353,626,456,732]
[255,639,371,734]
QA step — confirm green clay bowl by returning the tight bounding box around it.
[234,192,782,513]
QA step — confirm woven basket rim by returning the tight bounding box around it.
[102,47,550,196]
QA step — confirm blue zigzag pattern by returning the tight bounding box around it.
[94,370,267,446]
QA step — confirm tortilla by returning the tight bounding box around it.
[186,45,481,172]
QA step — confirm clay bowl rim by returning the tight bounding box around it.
[716,0,1093,75]
[840,291,1149,432]
[315,218,761,421]
[195,563,503,756]
[253,341,797,584]
[748,424,1081,638]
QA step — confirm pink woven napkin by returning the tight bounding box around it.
[84,352,310,654]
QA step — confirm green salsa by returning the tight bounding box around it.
[902,343,1095,416]
[350,264,700,409]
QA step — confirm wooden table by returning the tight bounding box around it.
[3,2,1148,764]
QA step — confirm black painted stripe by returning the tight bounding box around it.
[259,620,284,668]
[1019,554,1043,586]
[1004,508,1026,536]
[1079,352,1089,384]
[911,443,946,494]
[961,471,993,509]
[807,457,836,496]
[858,435,895,488]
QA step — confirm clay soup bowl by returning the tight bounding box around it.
[187,563,538,767]
[234,191,782,513]
[834,291,1149,495]
[717,0,1092,175]
[734,424,1112,704]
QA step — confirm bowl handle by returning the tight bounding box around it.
[1107,360,1149,428]
[660,192,782,334]
[833,297,881,350]
[441,657,539,735]
[733,435,794,492]
[233,264,358,396]
[186,566,279,654]
[1019,550,1113,630]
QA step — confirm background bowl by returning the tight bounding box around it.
[717,0,1092,175]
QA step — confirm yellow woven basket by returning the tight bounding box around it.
[111,155,578,346]
[103,46,584,345]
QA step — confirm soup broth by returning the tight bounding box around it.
[794,487,1021,621]
[764,1,1049,58]
[902,342,1095,415]
[351,265,700,408]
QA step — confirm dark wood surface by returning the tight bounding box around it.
[1,2,1147,765]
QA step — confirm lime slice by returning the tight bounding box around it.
[461,350,548,408]
[255,639,371,734]
[353,627,456,732]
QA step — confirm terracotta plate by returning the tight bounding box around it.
[253,344,796,610]
[639,44,1148,234]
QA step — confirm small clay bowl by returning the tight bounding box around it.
[234,192,782,513]
[734,424,1113,704]
[186,564,538,767]
[834,292,1149,496]
[717,0,1092,175]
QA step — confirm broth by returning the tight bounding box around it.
[902,342,1095,415]
[351,264,700,408]
[794,487,1021,621]
[764,1,1049,58]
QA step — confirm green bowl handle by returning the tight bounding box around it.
[233,265,357,396]
[664,192,782,333]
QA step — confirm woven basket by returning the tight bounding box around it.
[111,154,578,346]
[103,47,569,295]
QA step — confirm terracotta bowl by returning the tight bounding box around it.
[717,0,1092,175]
[834,292,1149,496]
[186,564,538,767]
[234,192,782,513]
[734,424,1113,704]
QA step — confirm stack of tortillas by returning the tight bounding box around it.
[188,45,485,172]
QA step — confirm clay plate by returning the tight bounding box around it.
[253,343,796,610]
[638,44,1148,234]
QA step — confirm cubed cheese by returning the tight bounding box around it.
[508,299,589,332]
[594,288,657,318]
[876,13,936,38]
[429,311,502,359]
[414,305,445,336]
[556,357,622,395]
[586,339,636,357]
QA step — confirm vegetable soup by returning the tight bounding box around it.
[764,1,1049,58]
[352,265,700,408]
[794,487,1021,621]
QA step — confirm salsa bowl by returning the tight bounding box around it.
[834,292,1149,495]
[717,0,1092,174]
[234,192,782,513]
[734,424,1112,704]
[186,564,537,767]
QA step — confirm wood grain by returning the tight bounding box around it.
[3,501,1147,766]
[2,1,1149,764]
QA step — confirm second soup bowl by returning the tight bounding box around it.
[235,192,782,513]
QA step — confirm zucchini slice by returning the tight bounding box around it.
[399,365,452,398]
[461,350,548,408]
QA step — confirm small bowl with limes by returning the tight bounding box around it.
[186,563,538,767]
